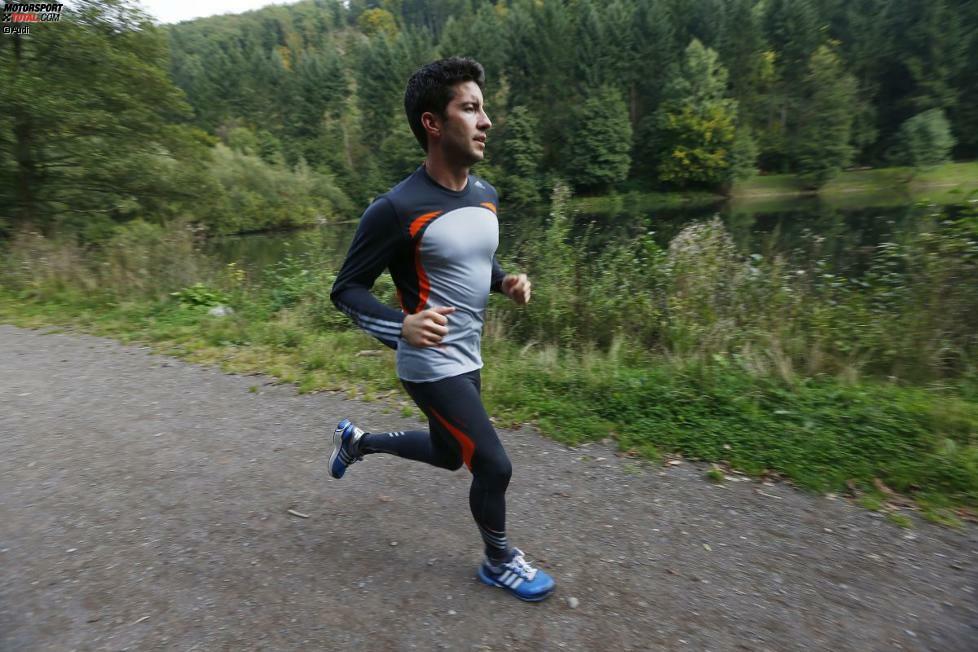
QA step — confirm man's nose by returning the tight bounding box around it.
[479,110,492,130]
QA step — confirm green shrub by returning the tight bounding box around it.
[171,283,229,308]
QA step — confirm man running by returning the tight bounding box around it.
[329,57,555,602]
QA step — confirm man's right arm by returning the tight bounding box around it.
[330,198,406,349]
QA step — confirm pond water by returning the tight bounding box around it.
[208,195,973,279]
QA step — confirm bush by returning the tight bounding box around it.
[204,144,352,235]
[171,283,229,308]
[893,109,956,170]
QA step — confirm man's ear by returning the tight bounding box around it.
[421,111,441,141]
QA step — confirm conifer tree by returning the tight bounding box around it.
[566,86,632,192]
[793,44,858,187]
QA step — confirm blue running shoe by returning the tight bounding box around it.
[477,548,556,602]
[329,419,365,479]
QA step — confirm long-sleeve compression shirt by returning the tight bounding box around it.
[331,165,507,382]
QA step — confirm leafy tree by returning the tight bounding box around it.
[205,144,350,235]
[649,39,738,188]
[565,86,632,192]
[893,109,956,170]
[793,44,858,187]
[0,0,205,230]
[358,8,399,39]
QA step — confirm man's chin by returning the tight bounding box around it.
[445,144,483,168]
[457,153,483,168]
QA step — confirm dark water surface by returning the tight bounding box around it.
[208,197,973,278]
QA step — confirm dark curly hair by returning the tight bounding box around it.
[404,57,486,152]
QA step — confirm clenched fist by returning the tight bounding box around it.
[502,273,532,305]
[401,306,456,347]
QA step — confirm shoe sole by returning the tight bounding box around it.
[328,421,348,479]
[477,567,554,602]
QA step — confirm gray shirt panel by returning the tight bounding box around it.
[396,205,499,382]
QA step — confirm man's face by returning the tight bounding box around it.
[431,81,492,166]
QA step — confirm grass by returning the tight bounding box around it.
[706,467,726,483]
[731,161,978,207]
[566,162,977,217]
[2,285,976,518]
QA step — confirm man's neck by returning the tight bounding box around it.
[424,153,469,192]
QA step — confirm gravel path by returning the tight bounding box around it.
[1,324,976,652]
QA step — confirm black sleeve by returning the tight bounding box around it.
[490,256,507,293]
[487,184,508,293]
[330,197,406,349]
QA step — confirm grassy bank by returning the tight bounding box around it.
[1,202,976,526]
[567,162,978,217]
[731,161,978,207]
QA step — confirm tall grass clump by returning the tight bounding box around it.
[1,219,216,303]
[497,182,670,350]
[0,228,97,300]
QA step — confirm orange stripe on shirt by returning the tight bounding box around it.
[409,211,441,312]
[480,202,496,214]
[414,237,430,312]
[430,407,476,470]
[409,210,442,238]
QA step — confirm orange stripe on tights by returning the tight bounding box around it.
[429,407,475,470]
